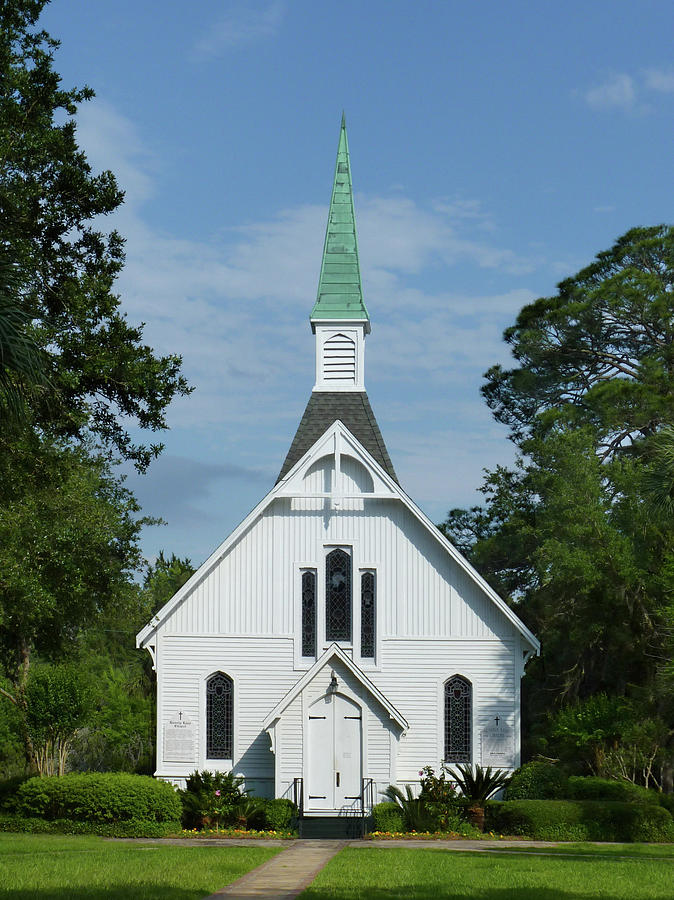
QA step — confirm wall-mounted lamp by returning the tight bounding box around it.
[328,670,338,694]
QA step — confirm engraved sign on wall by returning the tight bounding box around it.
[164,712,195,763]
[481,721,514,768]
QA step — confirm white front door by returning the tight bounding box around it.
[307,693,362,811]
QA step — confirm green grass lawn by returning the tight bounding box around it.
[488,842,674,860]
[299,846,674,899]
[0,833,281,900]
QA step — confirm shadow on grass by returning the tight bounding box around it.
[0,889,212,900]
[300,890,616,900]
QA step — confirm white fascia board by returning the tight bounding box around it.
[262,643,408,731]
[310,316,371,335]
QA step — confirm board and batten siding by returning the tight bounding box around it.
[159,497,515,643]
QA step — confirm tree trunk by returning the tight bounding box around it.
[16,639,36,771]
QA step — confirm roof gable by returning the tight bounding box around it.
[137,421,539,654]
[262,644,408,731]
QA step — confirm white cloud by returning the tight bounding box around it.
[74,99,546,559]
[584,73,636,110]
[643,68,674,93]
[193,2,285,59]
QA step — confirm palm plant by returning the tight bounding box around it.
[382,783,434,832]
[446,764,512,831]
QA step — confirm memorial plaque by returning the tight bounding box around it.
[164,713,195,763]
[481,725,514,767]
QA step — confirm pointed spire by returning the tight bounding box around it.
[311,115,370,330]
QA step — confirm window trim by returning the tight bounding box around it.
[205,671,234,761]
[443,674,472,764]
[325,547,353,644]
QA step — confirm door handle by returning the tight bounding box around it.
[336,772,340,787]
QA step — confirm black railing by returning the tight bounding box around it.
[293,777,304,815]
[361,777,374,835]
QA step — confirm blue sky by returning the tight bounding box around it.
[41,0,674,567]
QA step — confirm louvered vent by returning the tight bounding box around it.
[323,333,356,382]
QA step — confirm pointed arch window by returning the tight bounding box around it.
[360,571,376,658]
[444,675,471,763]
[206,672,233,759]
[301,570,317,657]
[325,549,352,642]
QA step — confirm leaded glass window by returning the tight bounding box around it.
[360,571,375,658]
[444,675,471,763]
[206,672,233,759]
[301,570,316,657]
[325,549,351,642]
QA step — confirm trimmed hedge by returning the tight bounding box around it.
[505,762,568,800]
[0,814,179,837]
[372,802,405,833]
[566,776,658,804]
[262,798,296,831]
[12,774,181,824]
[486,799,674,842]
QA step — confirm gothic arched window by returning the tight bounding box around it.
[360,571,376,658]
[301,570,317,657]
[325,548,352,642]
[444,675,471,763]
[206,672,233,759]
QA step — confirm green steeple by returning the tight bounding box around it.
[311,114,370,329]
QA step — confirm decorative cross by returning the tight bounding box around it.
[494,715,501,726]
[178,711,183,722]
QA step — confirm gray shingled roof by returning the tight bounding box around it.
[276,391,398,483]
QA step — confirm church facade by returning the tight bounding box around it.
[136,118,539,816]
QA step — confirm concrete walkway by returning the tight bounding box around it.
[203,839,346,899]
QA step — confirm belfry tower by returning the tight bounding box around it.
[277,116,397,483]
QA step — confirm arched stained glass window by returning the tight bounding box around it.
[444,675,471,763]
[325,548,351,642]
[360,571,376,658]
[301,570,316,657]
[206,672,233,759]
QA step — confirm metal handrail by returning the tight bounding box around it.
[293,777,304,815]
[360,777,374,838]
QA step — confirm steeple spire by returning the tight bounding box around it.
[311,114,370,330]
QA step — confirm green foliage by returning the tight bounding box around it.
[566,777,658,804]
[179,770,248,829]
[0,440,145,681]
[371,802,405,833]
[260,798,296,831]
[381,784,435,832]
[13,773,181,823]
[505,761,568,800]
[418,765,463,830]
[440,227,674,776]
[0,814,179,837]
[25,665,92,776]
[0,776,30,811]
[143,551,195,617]
[0,0,191,469]
[446,764,512,805]
[486,799,674,842]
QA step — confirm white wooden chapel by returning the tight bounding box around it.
[136,116,539,818]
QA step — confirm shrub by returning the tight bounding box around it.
[179,770,248,829]
[486,799,674,842]
[0,776,30,811]
[13,773,181,823]
[0,814,178,837]
[658,793,674,816]
[262,798,296,831]
[372,801,405,833]
[505,761,568,800]
[566,776,658,804]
